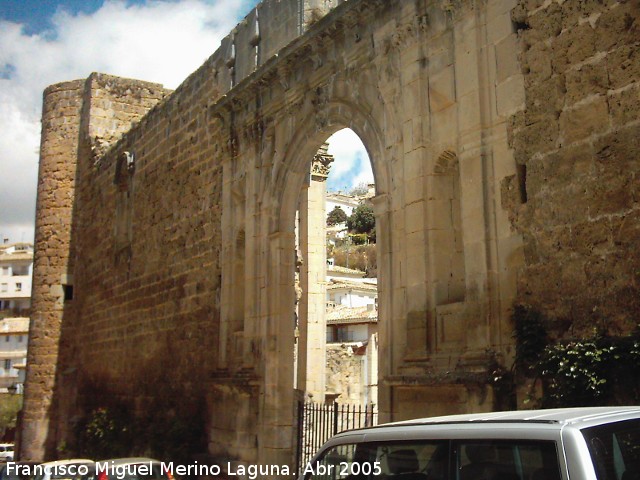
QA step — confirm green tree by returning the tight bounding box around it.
[0,394,22,436]
[327,206,348,226]
[347,204,375,235]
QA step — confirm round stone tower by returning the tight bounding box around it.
[21,79,85,460]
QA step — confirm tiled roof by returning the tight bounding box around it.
[327,265,366,276]
[326,305,377,324]
[0,318,29,334]
[327,279,378,292]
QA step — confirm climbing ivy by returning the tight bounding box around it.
[77,407,132,459]
[76,404,206,462]
[513,305,640,407]
[539,339,616,407]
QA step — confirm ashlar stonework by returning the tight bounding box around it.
[23,0,639,473]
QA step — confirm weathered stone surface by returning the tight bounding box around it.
[565,62,609,105]
[524,74,566,120]
[607,43,640,90]
[527,2,563,40]
[559,95,609,144]
[608,84,640,127]
[594,124,640,170]
[595,2,640,52]
[522,41,553,83]
[551,23,597,73]
[507,0,640,338]
[510,115,559,163]
[23,0,639,471]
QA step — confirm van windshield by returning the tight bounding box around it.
[582,419,640,480]
[304,440,560,480]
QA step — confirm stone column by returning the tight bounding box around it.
[297,144,333,400]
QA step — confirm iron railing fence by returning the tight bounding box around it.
[296,401,377,474]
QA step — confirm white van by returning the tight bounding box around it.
[300,407,640,480]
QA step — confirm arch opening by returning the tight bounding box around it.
[294,127,379,407]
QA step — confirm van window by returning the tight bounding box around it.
[455,441,561,480]
[305,441,447,480]
[582,419,640,480]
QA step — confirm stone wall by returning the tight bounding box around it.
[326,344,365,404]
[24,0,351,463]
[506,0,640,333]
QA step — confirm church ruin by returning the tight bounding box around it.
[23,0,639,472]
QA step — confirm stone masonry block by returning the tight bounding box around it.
[551,23,597,74]
[430,105,456,145]
[458,92,481,132]
[428,31,455,72]
[595,2,640,52]
[495,34,522,83]
[560,0,611,31]
[594,124,640,172]
[522,41,552,84]
[487,11,514,44]
[454,40,479,97]
[427,199,456,231]
[559,96,609,144]
[492,138,517,180]
[537,142,596,192]
[403,80,422,123]
[608,83,640,127]
[607,43,640,90]
[565,61,609,105]
[405,176,424,205]
[496,74,525,117]
[427,174,455,201]
[429,66,455,113]
[611,209,640,249]
[528,2,563,40]
[511,115,559,164]
[487,0,518,17]
[404,147,425,180]
[405,200,425,234]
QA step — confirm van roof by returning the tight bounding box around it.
[332,406,640,439]
[388,406,640,426]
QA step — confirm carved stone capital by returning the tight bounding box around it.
[311,142,333,181]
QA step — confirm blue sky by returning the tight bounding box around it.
[0,0,372,242]
[0,0,258,34]
[0,1,105,34]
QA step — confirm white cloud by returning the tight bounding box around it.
[326,128,373,192]
[0,0,253,243]
[0,1,375,242]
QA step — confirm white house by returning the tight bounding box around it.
[326,192,359,219]
[0,242,33,315]
[325,274,378,406]
[0,241,33,393]
[0,318,29,393]
[327,279,377,309]
[325,304,378,406]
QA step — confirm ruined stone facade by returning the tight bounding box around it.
[23,0,639,473]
